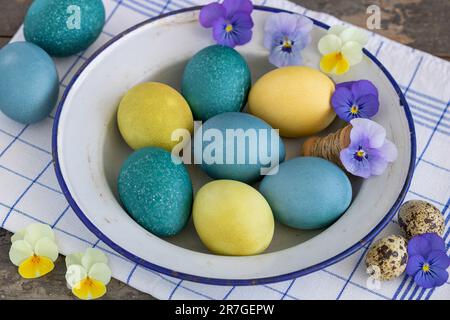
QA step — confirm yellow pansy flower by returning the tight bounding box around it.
[9,223,59,279]
[65,248,112,300]
[318,25,369,75]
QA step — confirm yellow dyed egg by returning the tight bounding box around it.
[248,66,336,137]
[193,180,274,256]
[117,82,193,151]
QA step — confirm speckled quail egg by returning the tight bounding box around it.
[365,235,408,281]
[398,200,445,240]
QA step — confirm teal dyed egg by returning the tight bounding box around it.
[24,0,105,57]
[194,112,285,183]
[259,157,352,230]
[0,42,58,124]
[118,147,193,237]
[182,45,251,121]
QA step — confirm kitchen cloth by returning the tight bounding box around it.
[3,0,450,300]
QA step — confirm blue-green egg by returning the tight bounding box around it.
[24,0,105,57]
[194,112,285,184]
[182,45,251,121]
[259,157,352,230]
[118,147,193,237]
[0,42,59,124]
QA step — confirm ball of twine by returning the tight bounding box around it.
[301,124,352,168]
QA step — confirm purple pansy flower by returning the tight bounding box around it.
[332,80,380,122]
[263,12,313,67]
[340,118,397,178]
[406,233,450,289]
[199,0,254,48]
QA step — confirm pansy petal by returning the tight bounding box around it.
[428,250,450,270]
[406,255,426,276]
[408,235,433,257]
[318,34,342,55]
[378,139,398,162]
[23,223,54,247]
[9,240,33,266]
[331,87,354,121]
[422,233,446,252]
[66,252,84,268]
[341,41,363,66]
[429,267,449,287]
[340,27,369,46]
[11,229,26,243]
[327,24,347,36]
[414,270,436,288]
[336,81,356,91]
[18,255,54,279]
[88,262,112,285]
[354,94,379,118]
[340,147,372,178]
[235,28,253,46]
[264,13,281,33]
[269,46,302,67]
[81,248,108,271]
[72,277,107,300]
[231,11,254,29]
[320,52,349,75]
[295,15,313,33]
[334,56,350,75]
[351,79,379,97]
[365,148,389,176]
[212,18,237,47]
[34,237,58,262]
[66,264,88,288]
[350,118,386,149]
[223,0,253,16]
[199,3,226,28]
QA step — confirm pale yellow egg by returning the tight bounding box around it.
[193,180,274,256]
[117,82,193,151]
[248,66,336,137]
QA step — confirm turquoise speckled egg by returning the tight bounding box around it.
[194,112,285,183]
[24,0,105,57]
[118,147,193,237]
[0,42,59,124]
[259,157,352,230]
[182,45,251,121]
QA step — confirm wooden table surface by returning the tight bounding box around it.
[0,0,449,300]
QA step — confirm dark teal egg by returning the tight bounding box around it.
[24,0,105,57]
[259,157,352,230]
[118,147,193,237]
[193,112,285,183]
[0,42,59,124]
[182,45,251,121]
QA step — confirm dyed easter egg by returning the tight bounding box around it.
[193,112,285,183]
[118,147,193,237]
[259,157,352,229]
[117,82,194,151]
[0,42,58,124]
[24,0,105,57]
[182,45,251,121]
[249,66,336,137]
[193,180,274,256]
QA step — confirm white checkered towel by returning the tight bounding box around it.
[3,0,449,300]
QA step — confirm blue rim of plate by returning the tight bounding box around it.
[52,5,416,286]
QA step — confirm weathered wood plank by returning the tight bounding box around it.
[0,0,33,37]
[299,0,450,60]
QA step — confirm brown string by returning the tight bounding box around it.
[302,125,352,167]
